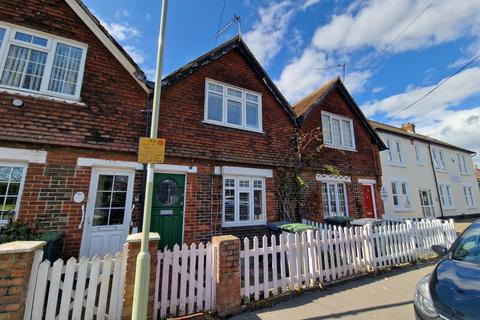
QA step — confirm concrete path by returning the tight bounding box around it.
[233,263,436,320]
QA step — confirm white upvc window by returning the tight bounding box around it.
[321,182,348,217]
[321,111,355,150]
[0,23,87,100]
[386,138,403,164]
[463,186,476,209]
[414,142,423,164]
[222,176,266,226]
[439,184,454,209]
[431,148,446,170]
[391,179,411,210]
[0,162,27,223]
[457,153,468,174]
[204,79,262,132]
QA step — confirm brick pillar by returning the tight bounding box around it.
[0,241,46,319]
[212,235,241,317]
[122,233,160,320]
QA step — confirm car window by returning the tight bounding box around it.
[452,224,480,265]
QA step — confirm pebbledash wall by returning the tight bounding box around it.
[0,0,148,257]
[294,79,385,223]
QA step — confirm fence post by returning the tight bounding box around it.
[362,224,376,272]
[212,235,241,317]
[406,220,417,261]
[122,233,160,320]
[0,241,46,319]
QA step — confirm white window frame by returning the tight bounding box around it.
[463,185,477,209]
[439,183,455,210]
[222,175,266,227]
[321,181,349,217]
[204,79,263,133]
[414,142,423,165]
[321,111,356,151]
[391,178,412,211]
[386,138,404,165]
[0,22,88,101]
[456,153,468,174]
[432,148,446,170]
[0,161,28,224]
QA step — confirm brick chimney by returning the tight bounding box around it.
[401,122,416,133]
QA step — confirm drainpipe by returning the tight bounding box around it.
[428,142,444,219]
[138,106,152,231]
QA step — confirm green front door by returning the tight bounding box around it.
[151,173,185,249]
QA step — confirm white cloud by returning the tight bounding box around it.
[123,45,145,64]
[115,9,130,19]
[301,0,321,10]
[243,1,295,66]
[372,86,385,93]
[98,18,140,41]
[361,66,480,164]
[311,0,480,53]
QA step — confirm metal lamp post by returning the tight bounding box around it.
[132,0,168,318]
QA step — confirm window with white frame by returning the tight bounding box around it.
[0,163,27,222]
[205,79,262,132]
[386,138,403,164]
[439,184,454,209]
[431,148,446,170]
[321,112,355,150]
[0,23,87,100]
[223,176,265,226]
[457,153,468,174]
[463,186,476,208]
[414,142,423,164]
[391,179,411,210]
[321,182,348,217]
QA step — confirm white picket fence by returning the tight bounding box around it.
[24,246,127,320]
[154,243,216,320]
[239,218,456,302]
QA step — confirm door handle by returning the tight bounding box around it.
[78,205,86,229]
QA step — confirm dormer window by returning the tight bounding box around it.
[0,23,87,100]
[321,111,355,150]
[204,79,262,132]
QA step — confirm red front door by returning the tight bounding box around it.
[362,185,375,218]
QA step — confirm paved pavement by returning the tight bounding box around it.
[232,263,436,320]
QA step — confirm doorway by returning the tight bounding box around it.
[419,189,435,218]
[362,184,377,219]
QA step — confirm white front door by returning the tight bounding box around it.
[419,189,435,219]
[80,168,134,257]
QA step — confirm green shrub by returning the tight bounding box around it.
[0,219,39,244]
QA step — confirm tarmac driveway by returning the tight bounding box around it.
[232,263,436,320]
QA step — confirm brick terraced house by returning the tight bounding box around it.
[0,0,150,258]
[293,78,387,223]
[150,36,297,248]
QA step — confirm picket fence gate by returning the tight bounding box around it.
[24,246,127,320]
[153,242,216,320]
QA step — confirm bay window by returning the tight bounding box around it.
[321,182,348,217]
[439,184,454,209]
[222,176,266,226]
[205,79,262,132]
[0,163,27,223]
[321,111,355,150]
[391,179,411,210]
[0,23,87,100]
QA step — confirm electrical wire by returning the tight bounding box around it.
[388,52,480,120]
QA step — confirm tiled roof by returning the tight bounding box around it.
[369,120,475,154]
[292,77,338,116]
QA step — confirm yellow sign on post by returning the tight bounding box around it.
[138,137,166,164]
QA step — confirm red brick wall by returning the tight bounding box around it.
[0,0,147,152]
[158,49,296,167]
[299,89,383,221]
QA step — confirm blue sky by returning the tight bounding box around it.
[84,0,480,165]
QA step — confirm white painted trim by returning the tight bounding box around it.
[0,147,47,164]
[321,110,356,151]
[358,178,376,184]
[64,0,148,93]
[316,174,351,183]
[77,157,143,170]
[154,164,197,173]
[214,166,273,178]
[0,161,28,222]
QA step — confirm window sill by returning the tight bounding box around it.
[202,120,264,134]
[387,162,406,168]
[443,207,456,211]
[0,87,84,105]
[435,168,448,173]
[393,207,414,212]
[222,221,266,228]
[416,163,424,166]
[324,144,357,152]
